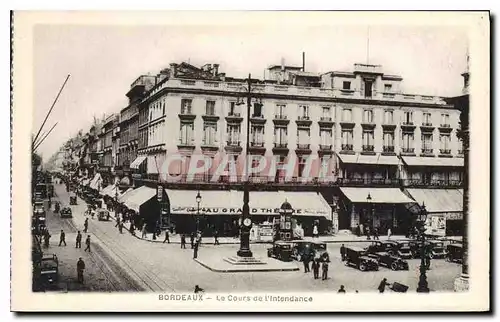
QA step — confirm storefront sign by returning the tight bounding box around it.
[445,212,463,220]
[157,185,164,202]
[424,214,446,237]
[131,173,143,179]
[170,206,328,216]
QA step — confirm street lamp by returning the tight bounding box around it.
[416,202,430,293]
[196,191,202,232]
[366,193,372,239]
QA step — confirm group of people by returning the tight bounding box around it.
[302,252,330,281]
[355,223,392,241]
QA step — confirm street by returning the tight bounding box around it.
[42,182,463,293]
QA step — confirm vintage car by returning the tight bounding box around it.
[427,240,447,259]
[60,207,73,218]
[369,252,409,271]
[267,241,294,262]
[446,243,463,263]
[291,240,327,261]
[39,254,59,287]
[33,201,45,216]
[69,194,77,205]
[386,241,413,259]
[97,208,110,221]
[365,240,402,254]
[344,246,379,271]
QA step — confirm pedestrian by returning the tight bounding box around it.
[321,260,329,281]
[196,231,202,244]
[83,218,89,233]
[373,227,380,240]
[43,231,51,248]
[130,223,136,236]
[84,235,91,252]
[115,216,121,228]
[338,285,346,293]
[190,232,195,249]
[378,278,390,293]
[75,231,82,248]
[58,230,66,246]
[118,221,123,234]
[312,258,320,279]
[77,257,85,283]
[193,240,199,259]
[141,226,147,239]
[214,230,220,245]
[312,225,319,238]
[366,226,371,240]
[340,244,346,261]
[163,229,170,244]
[181,234,187,249]
[194,285,204,293]
[425,250,432,270]
[387,228,392,240]
[47,199,52,210]
[355,224,360,237]
[303,254,310,273]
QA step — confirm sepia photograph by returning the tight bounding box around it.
[11,10,490,311]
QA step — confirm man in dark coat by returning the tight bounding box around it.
[77,257,85,283]
[340,244,346,261]
[190,232,195,249]
[303,254,310,273]
[59,230,66,246]
[75,231,82,248]
[83,218,89,233]
[180,234,186,249]
[321,260,329,281]
[355,224,361,237]
[43,230,51,248]
[312,258,320,279]
[373,227,380,240]
[163,229,170,244]
[193,240,199,259]
[214,230,220,246]
[84,235,91,252]
[118,221,124,234]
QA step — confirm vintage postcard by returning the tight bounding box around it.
[11,11,490,311]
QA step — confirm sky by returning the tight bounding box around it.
[33,23,468,161]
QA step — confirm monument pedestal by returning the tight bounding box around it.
[454,274,469,292]
[223,256,265,265]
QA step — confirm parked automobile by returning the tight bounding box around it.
[97,208,110,221]
[365,241,400,254]
[446,244,463,263]
[39,254,59,287]
[291,240,327,261]
[344,246,379,271]
[60,207,73,218]
[33,201,45,216]
[427,240,447,259]
[387,241,413,259]
[267,241,294,262]
[370,252,409,271]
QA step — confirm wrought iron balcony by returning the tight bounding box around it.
[341,144,353,151]
[421,148,433,154]
[337,177,399,187]
[250,141,264,147]
[439,149,451,155]
[320,116,332,122]
[383,146,395,153]
[402,147,415,153]
[402,179,463,188]
[274,114,287,120]
[319,144,332,151]
[226,140,241,147]
[362,145,374,152]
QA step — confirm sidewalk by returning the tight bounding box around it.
[104,208,462,245]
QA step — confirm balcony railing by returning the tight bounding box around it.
[274,142,288,148]
[383,146,395,153]
[337,177,399,186]
[439,149,451,155]
[319,144,332,150]
[402,147,415,153]
[226,140,241,146]
[402,179,463,188]
[320,116,332,122]
[274,114,287,120]
[298,116,310,121]
[297,144,310,149]
[228,112,241,117]
[362,145,374,152]
[341,144,353,151]
[422,122,433,127]
[421,148,433,154]
[402,121,414,126]
[250,142,264,147]
[440,124,451,128]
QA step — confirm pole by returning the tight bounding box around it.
[417,208,430,293]
[197,200,200,232]
[33,75,70,146]
[33,123,58,152]
[237,73,253,258]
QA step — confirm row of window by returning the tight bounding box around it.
[179,99,452,126]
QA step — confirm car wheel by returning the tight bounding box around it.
[429,253,434,259]
[344,261,350,267]
[390,262,398,271]
[359,263,367,271]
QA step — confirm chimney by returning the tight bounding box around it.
[302,52,305,72]
[169,63,177,77]
[281,57,285,71]
[213,64,219,77]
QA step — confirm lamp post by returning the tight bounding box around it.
[235,73,261,258]
[366,193,372,239]
[416,202,430,293]
[196,191,202,233]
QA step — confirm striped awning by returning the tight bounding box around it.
[406,189,463,213]
[340,187,416,204]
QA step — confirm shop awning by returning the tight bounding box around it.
[118,188,135,203]
[402,156,464,167]
[340,187,416,204]
[165,189,331,218]
[123,186,156,212]
[337,153,400,165]
[406,189,463,213]
[81,179,90,186]
[89,173,102,190]
[130,156,147,169]
[100,184,116,196]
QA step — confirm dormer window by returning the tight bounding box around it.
[384,84,392,92]
[342,81,351,90]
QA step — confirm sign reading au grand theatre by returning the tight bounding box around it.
[170,206,329,217]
